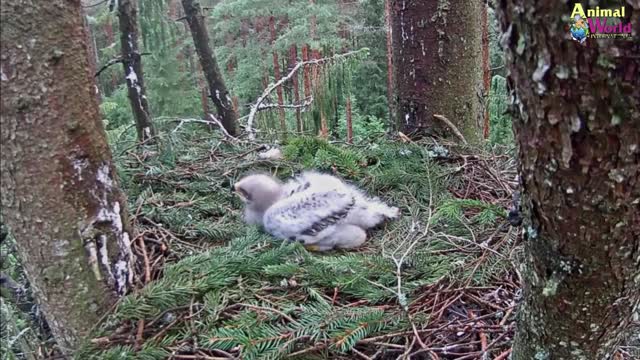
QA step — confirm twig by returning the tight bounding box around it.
[352,347,373,360]
[207,114,237,141]
[257,97,314,111]
[94,52,151,77]
[246,49,366,139]
[137,236,151,284]
[172,354,229,360]
[382,165,434,311]
[170,116,238,141]
[286,343,326,357]
[433,114,468,145]
[135,319,145,349]
[230,303,300,326]
[494,348,512,360]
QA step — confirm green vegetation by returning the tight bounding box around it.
[71,121,518,358]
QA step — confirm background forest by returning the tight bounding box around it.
[1,0,638,360]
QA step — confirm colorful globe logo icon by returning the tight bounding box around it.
[570,15,588,43]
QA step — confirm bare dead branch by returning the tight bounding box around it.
[246,49,366,140]
[170,115,238,141]
[94,52,151,78]
[433,114,468,145]
[257,97,314,111]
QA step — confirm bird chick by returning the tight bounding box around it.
[233,173,284,226]
[233,171,400,251]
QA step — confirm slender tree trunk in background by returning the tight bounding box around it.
[289,45,303,133]
[118,0,156,142]
[309,0,319,91]
[496,1,640,359]
[1,0,134,351]
[391,0,483,142]
[170,0,186,73]
[182,0,238,136]
[104,19,118,92]
[302,45,312,132]
[302,46,312,100]
[83,11,101,102]
[384,0,395,130]
[309,0,317,46]
[196,63,210,117]
[312,50,328,138]
[346,94,353,144]
[481,1,490,139]
[269,16,287,138]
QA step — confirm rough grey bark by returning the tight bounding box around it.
[384,0,395,130]
[117,0,156,142]
[1,0,134,351]
[496,1,640,359]
[391,0,484,142]
[182,0,238,137]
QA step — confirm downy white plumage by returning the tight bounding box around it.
[233,171,399,251]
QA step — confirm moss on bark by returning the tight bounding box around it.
[391,0,484,143]
[496,1,640,359]
[1,0,133,351]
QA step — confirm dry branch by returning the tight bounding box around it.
[433,114,468,145]
[257,97,314,111]
[246,49,366,140]
[170,115,238,141]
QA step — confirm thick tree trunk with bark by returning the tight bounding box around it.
[391,0,483,142]
[118,0,155,142]
[496,2,640,359]
[182,0,238,136]
[481,2,490,139]
[1,0,135,351]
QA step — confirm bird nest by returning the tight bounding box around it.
[75,125,636,360]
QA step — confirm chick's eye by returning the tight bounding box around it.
[238,189,251,201]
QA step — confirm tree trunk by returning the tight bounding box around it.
[496,2,640,359]
[346,94,353,144]
[118,0,155,142]
[481,2,490,139]
[289,44,303,133]
[391,0,483,142]
[197,63,210,117]
[83,11,101,102]
[182,0,238,137]
[269,16,287,138]
[309,0,317,45]
[1,0,135,351]
[384,0,395,130]
[302,45,312,102]
[104,19,118,92]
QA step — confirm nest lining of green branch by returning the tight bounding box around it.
[81,122,524,359]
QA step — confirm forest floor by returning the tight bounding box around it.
[2,121,638,359]
[78,123,526,360]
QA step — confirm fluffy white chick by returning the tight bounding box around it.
[233,171,399,251]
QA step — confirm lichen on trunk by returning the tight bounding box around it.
[1,0,135,351]
[118,0,156,142]
[496,1,640,359]
[182,0,238,137]
[391,0,484,143]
